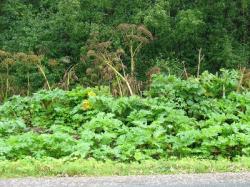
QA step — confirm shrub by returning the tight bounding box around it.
[0,70,250,161]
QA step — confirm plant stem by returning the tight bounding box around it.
[130,43,135,76]
[197,48,204,78]
[105,61,133,96]
[27,71,30,96]
[5,64,9,99]
[37,64,51,91]
[237,67,246,92]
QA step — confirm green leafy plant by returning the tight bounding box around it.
[0,70,250,162]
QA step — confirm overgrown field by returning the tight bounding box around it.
[0,70,250,162]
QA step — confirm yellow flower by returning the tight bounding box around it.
[82,100,91,110]
[87,91,96,97]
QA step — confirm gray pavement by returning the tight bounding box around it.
[0,172,250,187]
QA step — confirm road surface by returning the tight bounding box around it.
[0,172,250,187]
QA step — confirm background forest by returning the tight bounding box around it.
[0,0,249,100]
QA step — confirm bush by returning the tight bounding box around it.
[0,70,250,161]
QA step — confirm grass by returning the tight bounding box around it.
[0,157,250,178]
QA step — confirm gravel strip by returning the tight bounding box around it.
[0,172,250,187]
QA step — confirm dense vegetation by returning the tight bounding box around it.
[0,0,249,100]
[0,0,250,172]
[0,71,250,161]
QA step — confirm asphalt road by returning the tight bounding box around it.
[0,173,250,187]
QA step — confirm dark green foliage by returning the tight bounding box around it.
[0,0,249,99]
[0,71,250,161]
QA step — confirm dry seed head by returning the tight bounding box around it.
[14,52,27,61]
[28,54,41,64]
[103,72,113,80]
[88,43,96,50]
[2,58,16,66]
[86,68,93,75]
[115,63,123,70]
[113,57,121,62]
[96,41,112,49]
[102,66,109,73]
[127,35,150,44]
[117,23,136,32]
[113,65,121,72]
[107,67,113,73]
[137,25,153,40]
[146,66,161,79]
[87,50,97,57]
[0,50,10,59]
[116,48,125,55]
[117,23,130,31]
[48,59,58,66]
